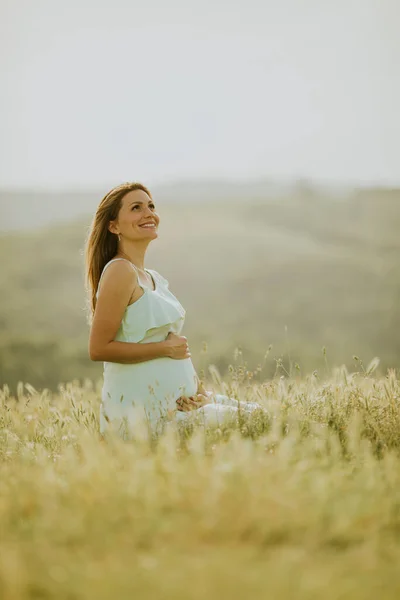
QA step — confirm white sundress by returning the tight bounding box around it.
[96,258,261,439]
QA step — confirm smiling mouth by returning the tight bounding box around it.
[139,223,157,229]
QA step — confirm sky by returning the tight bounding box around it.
[1,0,399,189]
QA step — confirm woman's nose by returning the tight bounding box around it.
[144,205,154,216]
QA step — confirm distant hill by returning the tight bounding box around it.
[0,178,353,232]
[1,187,399,391]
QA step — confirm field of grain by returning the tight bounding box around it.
[2,360,400,599]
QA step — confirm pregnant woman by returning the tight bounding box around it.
[85,182,261,440]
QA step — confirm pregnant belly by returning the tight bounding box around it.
[102,356,198,421]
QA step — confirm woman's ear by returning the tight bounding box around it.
[108,220,118,235]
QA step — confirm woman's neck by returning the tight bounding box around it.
[116,242,148,271]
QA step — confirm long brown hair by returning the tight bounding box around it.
[84,181,152,320]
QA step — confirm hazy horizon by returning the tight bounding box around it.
[1,175,395,194]
[1,0,400,189]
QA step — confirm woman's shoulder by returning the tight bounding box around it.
[97,258,138,297]
[102,258,137,280]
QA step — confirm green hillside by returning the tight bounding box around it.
[1,188,399,390]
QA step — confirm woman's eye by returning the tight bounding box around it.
[132,204,155,210]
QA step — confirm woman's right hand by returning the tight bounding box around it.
[164,332,191,360]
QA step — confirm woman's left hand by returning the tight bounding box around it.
[176,392,212,412]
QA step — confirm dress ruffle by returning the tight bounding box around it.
[117,270,186,343]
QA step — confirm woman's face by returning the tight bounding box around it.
[110,189,160,241]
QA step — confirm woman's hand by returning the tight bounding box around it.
[176,392,213,412]
[176,396,201,412]
[164,332,191,360]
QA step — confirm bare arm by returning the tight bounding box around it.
[89,261,169,364]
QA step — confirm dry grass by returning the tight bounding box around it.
[1,364,400,599]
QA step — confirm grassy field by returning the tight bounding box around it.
[2,360,400,599]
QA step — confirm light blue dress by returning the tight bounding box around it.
[96,258,261,439]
